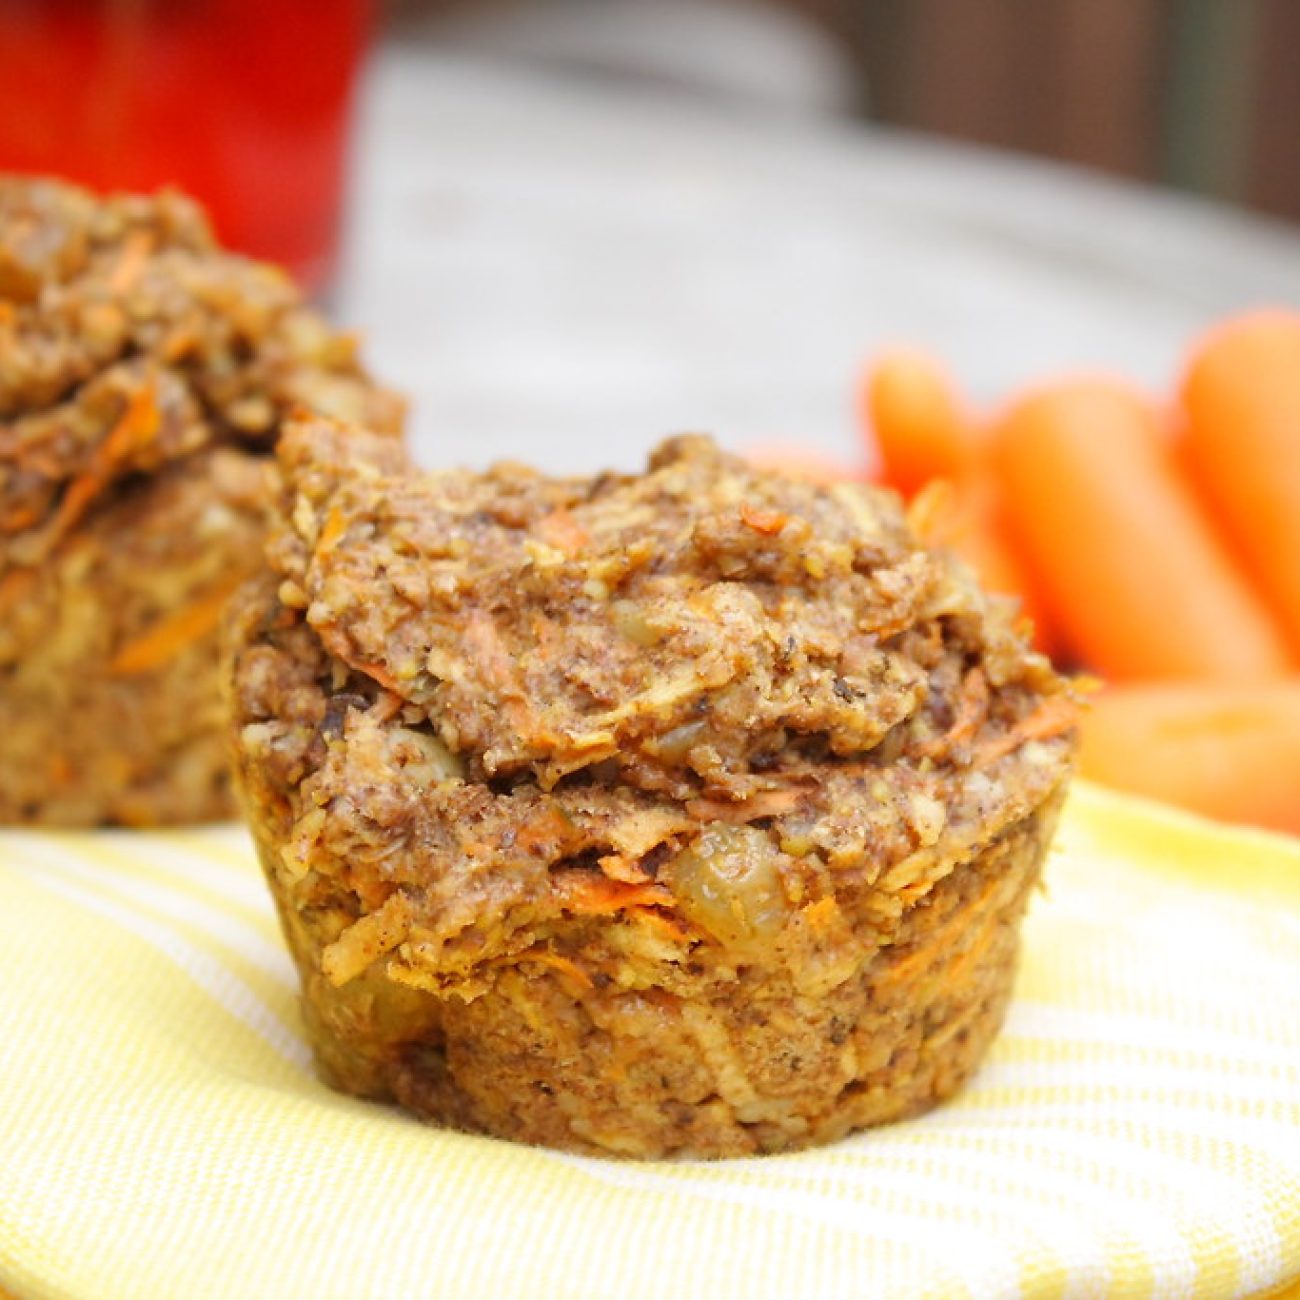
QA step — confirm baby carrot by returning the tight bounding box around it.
[1180,310,1300,656]
[1079,680,1300,835]
[991,379,1294,681]
[862,348,977,496]
[911,475,1058,656]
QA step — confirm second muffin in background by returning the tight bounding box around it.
[228,420,1079,1158]
[0,178,403,825]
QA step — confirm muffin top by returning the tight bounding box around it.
[231,422,1079,995]
[0,177,402,571]
[275,426,1074,792]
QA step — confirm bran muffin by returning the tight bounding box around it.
[228,421,1079,1158]
[0,177,402,825]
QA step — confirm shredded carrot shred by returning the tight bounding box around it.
[535,508,590,555]
[685,787,804,824]
[874,871,1007,993]
[976,694,1081,766]
[950,669,990,745]
[944,910,1001,986]
[560,876,674,916]
[518,949,594,990]
[352,658,405,695]
[48,380,161,542]
[108,577,241,676]
[316,507,347,555]
[368,691,404,723]
[313,623,411,698]
[917,667,989,758]
[627,906,694,944]
[800,896,843,937]
[739,503,789,535]
[597,852,653,885]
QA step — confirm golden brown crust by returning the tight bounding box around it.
[0,178,402,825]
[228,423,1079,1157]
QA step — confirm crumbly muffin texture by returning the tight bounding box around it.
[229,422,1079,1157]
[0,178,402,825]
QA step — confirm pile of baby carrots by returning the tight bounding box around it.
[753,309,1300,836]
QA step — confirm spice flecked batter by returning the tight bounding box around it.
[229,422,1079,1158]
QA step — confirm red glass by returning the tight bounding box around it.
[0,0,374,291]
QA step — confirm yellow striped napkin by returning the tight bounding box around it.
[1,782,1298,1300]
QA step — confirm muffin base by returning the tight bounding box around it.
[261,790,1061,1160]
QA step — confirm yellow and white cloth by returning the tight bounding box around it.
[1,782,1298,1300]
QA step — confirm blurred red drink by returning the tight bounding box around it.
[0,0,374,291]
